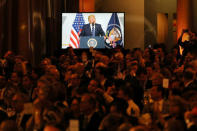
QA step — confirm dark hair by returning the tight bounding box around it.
[0,120,18,131]
[83,93,97,109]
[145,62,153,68]
[23,74,33,81]
[119,82,135,100]
[96,66,108,76]
[155,85,165,97]
[136,67,147,76]
[183,70,194,80]
[111,98,128,115]
[156,85,164,92]
[101,113,125,131]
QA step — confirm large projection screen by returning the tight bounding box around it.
[62,13,124,49]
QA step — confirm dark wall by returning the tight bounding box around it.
[95,0,145,50]
[0,0,79,65]
[144,0,177,50]
[0,0,18,56]
[66,0,79,12]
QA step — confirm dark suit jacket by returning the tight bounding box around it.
[80,23,105,37]
[125,75,144,111]
[80,112,103,131]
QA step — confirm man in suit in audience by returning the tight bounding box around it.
[143,85,169,121]
[12,93,32,131]
[80,93,103,131]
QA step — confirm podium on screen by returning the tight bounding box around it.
[79,36,105,48]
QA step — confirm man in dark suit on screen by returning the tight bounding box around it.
[80,15,105,37]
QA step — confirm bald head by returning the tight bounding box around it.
[44,125,60,131]
[0,120,17,131]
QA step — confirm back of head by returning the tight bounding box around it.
[130,125,147,131]
[101,113,125,131]
[82,93,96,108]
[43,125,60,131]
[118,123,133,131]
[183,68,195,81]
[118,83,135,100]
[0,120,17,131]
[111,98,128,115]
[80,93,97,115]
[169,95,187,115]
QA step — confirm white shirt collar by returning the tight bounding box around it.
[90,23,95,31]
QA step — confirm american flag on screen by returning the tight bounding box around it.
[69,13,85,48]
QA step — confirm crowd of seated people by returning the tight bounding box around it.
[0,39,197,131]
